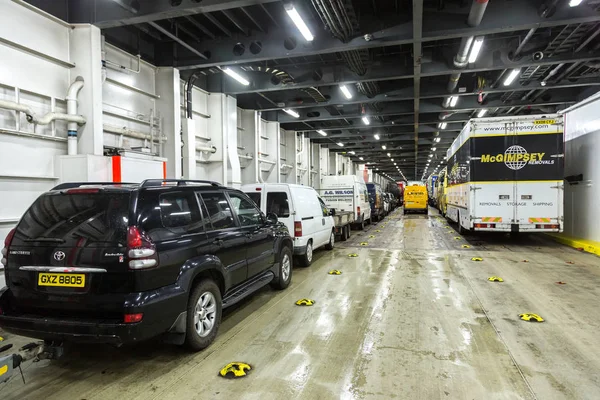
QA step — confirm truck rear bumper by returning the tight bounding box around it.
[472,223,562,233]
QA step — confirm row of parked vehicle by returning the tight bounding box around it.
[0,179,342,354]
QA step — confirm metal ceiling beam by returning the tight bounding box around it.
[245,77,600,111]
[277,91,579,123]
[290,117,468,132]
[87,0,280,29]
[213,49,600,94]
[148,21,208,60]
[176,0,600,69]
[412,0,424,180]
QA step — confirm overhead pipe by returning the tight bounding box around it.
[445,0,489,97]
[512,28,538,60]
[66,77,85,155]
[185,74,198,119]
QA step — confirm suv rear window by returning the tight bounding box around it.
[158,192,203,233]
[13,192,130,246]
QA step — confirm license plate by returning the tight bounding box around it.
[38,273,85,288]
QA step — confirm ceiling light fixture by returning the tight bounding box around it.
[283,108,299,118]
[339,85,353,99]
[222,67,250,86]
[359,157,364,161]
[468,37,484,63]
[439,122,447,129]
[374,134,380,140]
[387,153,391,157]
[284,3,314,41]
[317,129,327,136]
[503,68,521,86]
[362,116,370,125]
[337,142,344,147]
[449,96,458,107]
[432,147,437,152]
[434,137,441,143]
[570,0,583,6]
[349,151,356,155]
[382,145,387,150]
[477,109,488,118]
[391,158,394,162]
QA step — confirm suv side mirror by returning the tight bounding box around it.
[328,209,335,216]
[266,212,278,224]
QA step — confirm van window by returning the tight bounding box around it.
[266,192,290,218]
[228,192,262,226]
[200,193,236,230]
[246,192,261,208]
[159,192,203,233]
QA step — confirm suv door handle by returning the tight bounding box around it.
[245,233,253,238]
[212,238,224,246]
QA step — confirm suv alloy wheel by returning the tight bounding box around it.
[185,279,222,351]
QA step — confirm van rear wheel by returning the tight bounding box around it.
[299,241,313,267]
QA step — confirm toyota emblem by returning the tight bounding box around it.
[53,251,66,261]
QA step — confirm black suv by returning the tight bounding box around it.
[0,179,293,351]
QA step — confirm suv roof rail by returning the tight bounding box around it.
[51,182,136,190]
[140,179,223,188]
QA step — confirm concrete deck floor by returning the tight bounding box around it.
[1,208,600,399]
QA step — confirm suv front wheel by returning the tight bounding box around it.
[185,279,222,351]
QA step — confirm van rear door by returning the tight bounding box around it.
[5,190,132,319]
[512,120,564,230]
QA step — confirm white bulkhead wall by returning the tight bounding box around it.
[563,93,600,243]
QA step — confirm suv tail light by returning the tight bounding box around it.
[1,228,16,266]
[124,313,144,323]
[127,226,158,269]
[294,221,302,237]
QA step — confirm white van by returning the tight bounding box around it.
[319,175,372,229]
[242,183,335,267]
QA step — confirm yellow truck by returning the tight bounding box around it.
[403,184,428,214]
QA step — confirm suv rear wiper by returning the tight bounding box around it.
[24,238,66,243]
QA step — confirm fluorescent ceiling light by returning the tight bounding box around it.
[222,67,250,86]
[468,37,484,63]
[394,163,397,166]
[434,137,441,143]
[438,122,447,129]
[337,142,344,147]
[339,85,352,99]
[387,153,391,157]
[317,129,327,136]
[362,116,370,125]
[382,145,387,150]
[432,147,437,152]
[359,157,364,161]
[477,109,488,118]
[349,151,355,155]
[428,154,433,158]
[284,4,314,41]
[391,158,394,162]
[374,134,380,140]
[503,68,521,86]
[570,0,583,6]
[449,96,458,107]
[283,108,299,118]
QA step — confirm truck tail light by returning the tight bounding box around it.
[127,226,158,269]
[536,224,559,229]
[474,223,496,229]
[294,221,303,237]
[1,228,16,266]
[357,206,361,217]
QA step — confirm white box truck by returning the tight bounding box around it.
[319,175,372,230]
[445,114,564,234]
